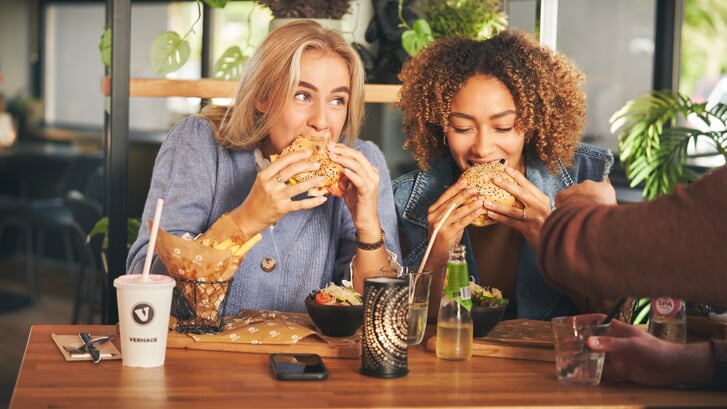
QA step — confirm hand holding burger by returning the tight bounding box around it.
[458,160,524,226]
[273,135,345,197]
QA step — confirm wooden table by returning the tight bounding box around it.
[11,325,727,408]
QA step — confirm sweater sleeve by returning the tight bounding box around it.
[126,116,220,276]
[538,166,727,306]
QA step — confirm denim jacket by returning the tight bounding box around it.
[392,143,613,320]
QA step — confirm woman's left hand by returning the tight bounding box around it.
[484,166,551,249]
[326,142,381,234]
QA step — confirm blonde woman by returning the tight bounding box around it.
[127,20,400,313]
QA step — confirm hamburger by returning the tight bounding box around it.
[272,135,344,197]
[458,160,522,227]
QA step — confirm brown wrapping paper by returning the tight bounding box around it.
[153,214,261,322]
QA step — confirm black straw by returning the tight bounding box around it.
[602,298,627,324]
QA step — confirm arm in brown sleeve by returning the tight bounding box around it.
[710,339,727,390]
[537,166,727,306]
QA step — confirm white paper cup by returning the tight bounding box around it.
[114,274,175,367]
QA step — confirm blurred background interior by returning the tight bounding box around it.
[1,0,726,408]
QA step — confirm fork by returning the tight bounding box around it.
[62,334,115,362]
[62,344,88,355]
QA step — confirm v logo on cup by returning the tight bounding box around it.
[132,303,155,325]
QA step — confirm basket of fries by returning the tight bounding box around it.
[172,277,233,333]
[153,214,261,334]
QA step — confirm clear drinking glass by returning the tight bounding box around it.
[551,314,610,385]
[405,267,433,345]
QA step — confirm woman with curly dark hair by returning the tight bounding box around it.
[393,30,614,321]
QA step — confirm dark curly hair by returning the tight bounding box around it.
[396,30,586,172]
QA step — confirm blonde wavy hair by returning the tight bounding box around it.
[396,30,586,172]
[200,20,365,149]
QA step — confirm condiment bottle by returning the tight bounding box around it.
[436,244,473,360]
[649,297,687,343]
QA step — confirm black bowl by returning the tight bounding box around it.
[304,294,363,337]
[472,303,507,338]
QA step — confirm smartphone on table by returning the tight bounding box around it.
[269,353,329,381]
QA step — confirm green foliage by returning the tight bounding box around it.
[610,90,727,200]
[401,19,434,57]
[88,217,141,250]
[213,46,248,80]
[400,0,507,56]
[203,0,230,8]
[150,31,192,76]
[423,0,507,40]
[680,0,727,95]
[99,27,111,70]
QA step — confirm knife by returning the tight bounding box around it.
[79,332,102,363]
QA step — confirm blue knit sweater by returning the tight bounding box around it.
[126,116,401,313]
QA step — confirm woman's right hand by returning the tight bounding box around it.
[423,179,484,271]
[230,150,328,237]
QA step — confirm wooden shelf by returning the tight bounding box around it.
[101,77,400,103]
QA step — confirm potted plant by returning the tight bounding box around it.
[87,216,141,273]
[400,0,508,56]
[257,0,353,31]
[610,90,727,200]
[610,90,727,325]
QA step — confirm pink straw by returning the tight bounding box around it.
[141,198,164,281]
[416,202,458,276]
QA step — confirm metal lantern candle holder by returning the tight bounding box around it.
[360,277,409,378]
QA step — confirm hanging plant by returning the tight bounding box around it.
[98,0,245,78]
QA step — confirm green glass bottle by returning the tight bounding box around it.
[436,244,473,360]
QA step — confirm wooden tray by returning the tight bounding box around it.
[426,319,554,362]
[166,312,361,359]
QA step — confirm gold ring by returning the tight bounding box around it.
[521,207,527,221]
[276,174,284,184]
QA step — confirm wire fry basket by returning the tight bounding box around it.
[172,277,232,334]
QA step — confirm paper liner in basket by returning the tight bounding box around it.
[186,310,319,345]
[154,214,262,320]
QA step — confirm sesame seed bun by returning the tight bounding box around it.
[275,135,344,197]
[458,161,522,227]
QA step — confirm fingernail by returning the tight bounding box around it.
[589,337,601,347]
[484,200,494,207]
[493,176,502,183]
[312,162,321,169]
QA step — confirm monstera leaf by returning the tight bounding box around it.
[203,0,229,8]
[213,46,248,80]
[401,19,434,57]
[98,27,111,70]
[150,31,191,76]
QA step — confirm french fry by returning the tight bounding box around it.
[233,233,262,257]
[213,238,234,250]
